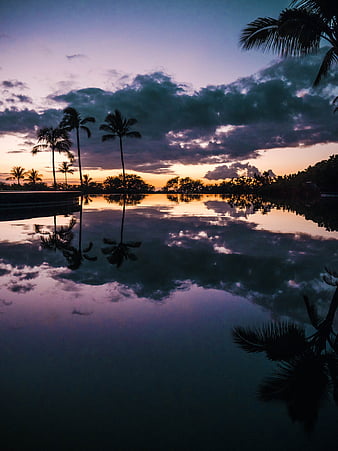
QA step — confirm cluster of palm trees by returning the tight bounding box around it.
[6,163,76,188]
[6,166,43,186]
[32,108,141,190]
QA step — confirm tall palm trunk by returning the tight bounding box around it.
[120,195,126,243]
[52,145,57,189]
[76,127,83,188]
[65,172,68,186]
[119,136,126,190]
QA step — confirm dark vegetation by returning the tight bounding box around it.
[233,267,338,432]
[161,155,338,198]
[2,154,338,196]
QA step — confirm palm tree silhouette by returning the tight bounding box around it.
[61,197,97,269]
[60,107,96,188]
[6,166,26,186]
[240,0,338,86]
[58,161,74,187]
[99,110,141,190]
[25,169,43,186]
[40,206,96,270]
[32,127,73,189]
[82,174,94,190]
[102,194,141,267]
[40,216,77,252]
[232,267,338,431]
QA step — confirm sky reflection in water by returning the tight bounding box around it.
[0,194,337,450]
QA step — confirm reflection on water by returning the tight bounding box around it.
[0,194,338,449]
[233,268,338,432]
[102,195,142,267]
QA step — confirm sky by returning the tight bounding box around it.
[1,0,338,188]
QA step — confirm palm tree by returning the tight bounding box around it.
[58,161,74,187]
[6,166,26,186]
[100,110,141,189]
[240,0,338,86]
[32,127,73,189]
[83,174,93,188]
[102,194,141,267]
[25,169,43,186]
[60,107,96,188]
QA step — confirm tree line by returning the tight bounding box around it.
[3,154,338,195]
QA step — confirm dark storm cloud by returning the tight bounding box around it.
[0,108,62,135]
[2,50,338,172]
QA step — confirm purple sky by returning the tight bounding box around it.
[1,0,337,187]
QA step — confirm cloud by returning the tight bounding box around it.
[0,199,334,312]
[1,80,27,89]
[205,162,262,180]
[66,54,87,60]
[5,94,32,104]
[2,50,338,173]
[0,108,62,135]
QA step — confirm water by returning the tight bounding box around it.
[1,194,337,450]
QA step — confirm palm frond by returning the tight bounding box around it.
[303,295,322,329]
[126,131,142,138]
[125,241,142,248]
[81,116,96,124]
[102,134,117,142]
[232,321,307,360]
[313,47,338,85]
[80,125,91,138]
[103,238,117,245]
[83,242,93,253]
[32,144,48,154]
[258,352,329,432]
[240,16,280,52]
[99,124,113,133]
[290,1,338,21]
[126,118,137,127]
[241,8,325,57]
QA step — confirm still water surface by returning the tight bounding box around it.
[1,194,337,450]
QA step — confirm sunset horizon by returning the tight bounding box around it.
[2,0,338,190]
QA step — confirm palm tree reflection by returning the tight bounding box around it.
[166,193,202,203]
[105,193,145,206]
[233,268,338,432]
[40,197,97,269]
[40,216,76,251]
[102,194,141,268]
